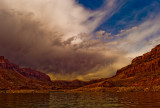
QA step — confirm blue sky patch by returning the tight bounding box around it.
[76,0,105,10]
[95,0,160,35]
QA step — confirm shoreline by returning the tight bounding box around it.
[1,86,160,93]
[0,90,65,93]
[69,86,160,93]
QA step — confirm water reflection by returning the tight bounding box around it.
[0,93,50,108]
[0,92,160,108]
[115,92,160,107]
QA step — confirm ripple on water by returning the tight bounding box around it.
[0,92,160,108]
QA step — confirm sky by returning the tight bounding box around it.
[0,0,160,80]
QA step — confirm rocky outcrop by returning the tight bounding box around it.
[0,56,20,72]
[116,44,160,78]
[0,56,106,90]
[73,44,160,92]
[20,68,51,82]
[106,44,160,87]
[0,56,51,82]
[0,56,104,90]
[0,56,53,90]
[1,44,160,91]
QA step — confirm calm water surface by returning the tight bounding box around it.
[0,92,160,108]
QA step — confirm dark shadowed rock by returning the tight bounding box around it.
[0,56,52,90]
[0,56,51,82]
[20,68,51,82]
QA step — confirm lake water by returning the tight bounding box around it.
[0,92,160,108]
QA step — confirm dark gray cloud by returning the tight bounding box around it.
[0,0,134,81]
[0,9,124,80]
[0,0,132,80]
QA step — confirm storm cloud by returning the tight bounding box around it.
[0,0,129,80]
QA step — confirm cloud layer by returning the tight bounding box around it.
[0,0,129,80]
[2,0,159,80]
[100,14,160,58]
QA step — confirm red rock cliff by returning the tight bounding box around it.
[116,44,160,78]
[20,68,51,82]
[0,56,51,82]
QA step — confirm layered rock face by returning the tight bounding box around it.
[0,56,51,82]
[0,56,105,90]
[1,44,160,91]
[20,68,51,82]
[116,44,160,78]
[0,56,53,90]
[0,56,20,72]
[77,44,160,90]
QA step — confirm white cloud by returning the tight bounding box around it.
[0,0,131,80]
[104,15,160,58]
[2,0,120,40]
